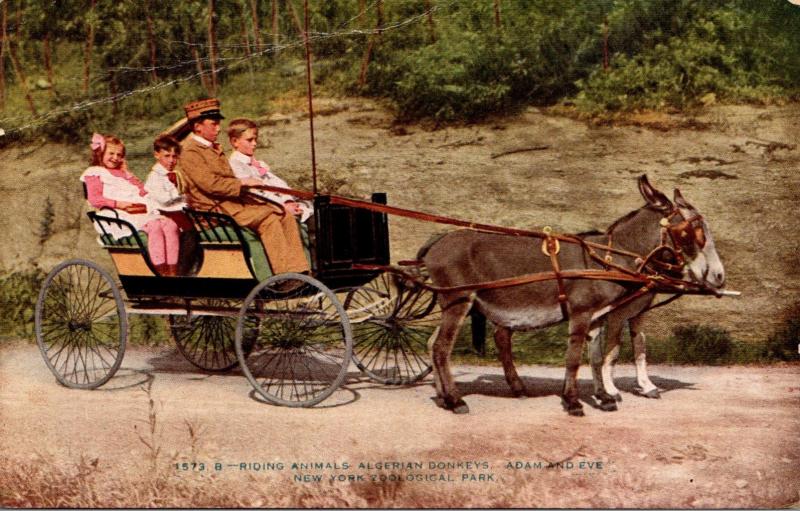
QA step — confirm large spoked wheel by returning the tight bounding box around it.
[235,273,353,407]
[169,299,253,372]
[344,272,439,385]
[35,259,127,389]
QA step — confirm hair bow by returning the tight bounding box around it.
[90,133,105,152]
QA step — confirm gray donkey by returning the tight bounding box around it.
[419,175,725,416]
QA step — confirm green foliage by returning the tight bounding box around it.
[662,324,733,364]
[453,322,573,366]
[453,320,792,367]
[0,270,45,338]
[3,1,800,137]
[130,316,170,347]
[38,197,54,244]
[574,1,797,113]
[764,308,800,362]
[364,1,608,121]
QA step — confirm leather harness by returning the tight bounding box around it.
[250,183,714,321]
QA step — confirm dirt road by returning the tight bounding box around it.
[1,342,798,507]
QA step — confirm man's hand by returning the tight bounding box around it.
[284,201,303,216]
[116,201,148,214]
[240,177,263,187]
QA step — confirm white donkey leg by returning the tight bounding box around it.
[600,314,626,402]
[588,325,618,411]
[630,316,660,398]
[588,325,604,396]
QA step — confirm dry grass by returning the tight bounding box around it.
[2,451,798,508]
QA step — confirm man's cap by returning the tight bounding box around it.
[184,98,225,122]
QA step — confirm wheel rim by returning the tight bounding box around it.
[345,273,437,385]
[236,273,353,407]
[35,259,127,389]
[170,299,249,372]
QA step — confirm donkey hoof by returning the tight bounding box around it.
[613,393,623,402]
[561,398,585,417]
[511,386,527,398]
[568,406,585,417]
[599,400,618,412]
[452,399,470,414]
[643,389,661,399]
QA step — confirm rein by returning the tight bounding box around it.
[249,184,717,318]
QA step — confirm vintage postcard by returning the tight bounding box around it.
[0,1,798,508]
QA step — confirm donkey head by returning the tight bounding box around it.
[638,175,726,289]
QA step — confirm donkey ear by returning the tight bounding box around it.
[638,175,672,212]
[673,188,693,210]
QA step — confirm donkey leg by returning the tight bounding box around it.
[600,314,626,403]
[494,326,525,397]
[588,325,618,412]
[432,298,473,414]
[562,313,592,417]
[630,315,660,398]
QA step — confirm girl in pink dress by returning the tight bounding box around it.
[80,133,181,276]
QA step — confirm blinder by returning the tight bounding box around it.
[665,211,706,253]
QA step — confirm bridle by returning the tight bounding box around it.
[635,207,706,277]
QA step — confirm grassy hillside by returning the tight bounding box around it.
[1,1,800,144]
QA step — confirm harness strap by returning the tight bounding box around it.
[543,234,570,319]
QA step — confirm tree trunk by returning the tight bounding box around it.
[271,0,279,52]
[425,0,436,43]
[0,1,7,108]
[286,0,304,35]
[110,72,119,115]
[6,1,35,115]
[603,16,609,71]
[8,35,37,115]
[43,31,55,96]
[207,0,218,95]
[191,42,211,92]
[83,0,96,94]
[358,0,383,87]
[249,0,261,50]
[240,2,251,58]
[493,0,501,30]
[145,4,158,82]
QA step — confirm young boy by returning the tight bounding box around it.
[227,118,314,223]
[145,134,194,230]
[145,134,198,274]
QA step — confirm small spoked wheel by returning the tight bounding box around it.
[344,272,438,385]
[169,299,253,372]
[35,259,127,389]
[235,273,353,407]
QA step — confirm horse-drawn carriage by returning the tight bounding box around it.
[35,190,441,407]
[34,172,738,413]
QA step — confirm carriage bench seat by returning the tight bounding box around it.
[185,208,311,282]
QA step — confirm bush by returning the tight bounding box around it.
[668,324,733,364]
[0,270,46,339]
[764,312,800,362]
[573,2,794,113]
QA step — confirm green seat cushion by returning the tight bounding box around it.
[100,231,148,248]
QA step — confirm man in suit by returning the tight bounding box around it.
[178,98,310,276]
